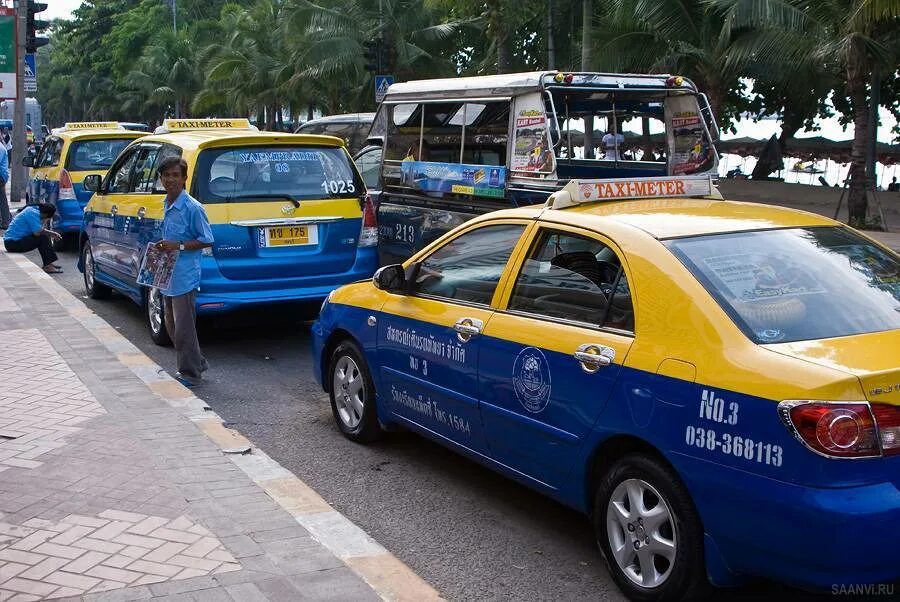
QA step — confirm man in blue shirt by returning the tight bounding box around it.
[3,203,63,273]
[0,141,10,229]
[154,156,214,387]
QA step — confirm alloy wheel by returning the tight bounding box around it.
[332,355,364,429]
[605,478,677,589]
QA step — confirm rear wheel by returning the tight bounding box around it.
[145,286,172,346]
[594,454,708,601]
[82,242,111,300]
[328,340,381,443]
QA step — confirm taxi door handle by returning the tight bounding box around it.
[453,317,483,343]
[137,207,146,219]
[573,344,615,374]
[110,204,118,216]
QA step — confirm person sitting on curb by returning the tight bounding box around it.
[3,203,65,274]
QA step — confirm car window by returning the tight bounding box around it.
[411,224,525,306]
[355,147,382,189]
[507,230,633,331]
[194,145,363,203]
[105,148,140,194]
[65,138,134,171]
[144,145,182,193]
[667,226,900,343]
[132,146,161,192]
[38,138,62,167]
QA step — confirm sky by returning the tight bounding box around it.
[46,0,82,22]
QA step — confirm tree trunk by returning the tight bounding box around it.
[581,0,593,157]
[547,0,555,69]
[845,53,869,227]
[497,33,511,73]
[581,0,592,69]
[307,104,314,121]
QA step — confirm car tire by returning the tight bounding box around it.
[594,454,708,602]
[328,340,381,443]
[145,286,172,347]
[81,242,112,300]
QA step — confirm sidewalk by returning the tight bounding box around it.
[0,250,440,600]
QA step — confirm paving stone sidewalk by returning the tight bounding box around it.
[0,250,436,601]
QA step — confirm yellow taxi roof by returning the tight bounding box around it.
[138,130,345,152]
[56,129,147,142]
[489,197,837,239]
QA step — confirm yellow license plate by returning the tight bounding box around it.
[263,225,317,247]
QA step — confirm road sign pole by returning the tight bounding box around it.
[12,0,26,203]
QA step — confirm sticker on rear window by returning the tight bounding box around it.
[701,253,825,301]
[321,180,355,195]
[238,151,323,163]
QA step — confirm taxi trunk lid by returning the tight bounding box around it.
[766,329,900,405]
[205,199,362,280]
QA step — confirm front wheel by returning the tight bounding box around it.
[145,286,172,346]
[594,454,708,601]
[82,242,111,299]
[328,340,381,443]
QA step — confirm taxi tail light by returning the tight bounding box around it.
[358,194,377,247]
[59,169,76,200]
[779,401,881,458]
[871,403,900,457]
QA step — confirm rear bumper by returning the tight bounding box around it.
[678,454,900,589]
[53,199,86,232]
[195,249,377,314]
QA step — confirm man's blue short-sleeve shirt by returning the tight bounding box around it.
[3,206,42,241]
[160,190,214,297]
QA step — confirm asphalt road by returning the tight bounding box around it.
[30,247,831,601]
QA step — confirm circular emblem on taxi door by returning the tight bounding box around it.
[513,347,552,414]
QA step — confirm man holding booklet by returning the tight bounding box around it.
[153,156,214,388]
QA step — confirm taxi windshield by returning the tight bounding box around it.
[194,145,363,203]
[66,138,134,171]
[667,227,900,344]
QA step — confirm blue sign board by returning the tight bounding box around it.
[400,160,506,199]
[24,54,36,92]
[375,75,393,104]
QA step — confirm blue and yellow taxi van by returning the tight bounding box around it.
[24,122,146,244]
[78,118,378,345]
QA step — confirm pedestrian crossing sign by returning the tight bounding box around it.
[375,75,393,104]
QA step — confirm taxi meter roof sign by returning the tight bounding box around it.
[62,122,125,130]
[547,175,720,209]
[157,118,256,133]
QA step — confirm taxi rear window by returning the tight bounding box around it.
[66,138,134,171]
[666,227,900,343]
[193,146,363,203]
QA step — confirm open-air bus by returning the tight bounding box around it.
[360,71,721,264]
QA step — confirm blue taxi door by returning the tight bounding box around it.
[377,222,527,457]
[478,226,635,490]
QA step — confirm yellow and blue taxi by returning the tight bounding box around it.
[311,174,900,599]
[25,122,146,241]
[78,118,378,345]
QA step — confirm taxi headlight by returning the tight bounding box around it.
[320,290,335,314]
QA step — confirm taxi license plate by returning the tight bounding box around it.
[260,225,318,247]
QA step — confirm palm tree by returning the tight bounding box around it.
[287,0,465,111]
[596,0,746,123]
[125,31,204,119]
[712,0,900,226]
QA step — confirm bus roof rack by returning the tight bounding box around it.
[154,118,258,134]
[546,175,721,210]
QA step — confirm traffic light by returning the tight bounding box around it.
[362,39,381,73]
[26,1,50,54]
[381,42,397,74]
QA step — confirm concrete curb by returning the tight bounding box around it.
[4,251,443,602]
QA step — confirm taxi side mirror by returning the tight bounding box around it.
[373,264,406,293]
[21,156,35,167]
[83,174,102,192]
